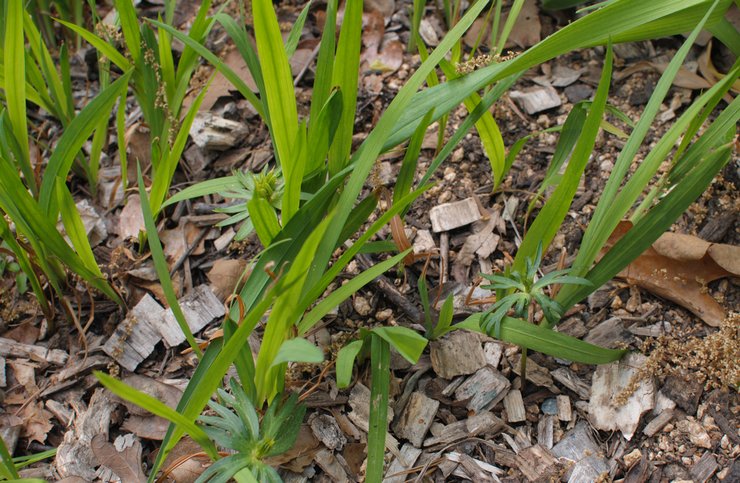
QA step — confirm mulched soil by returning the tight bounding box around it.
[1,1,738,481]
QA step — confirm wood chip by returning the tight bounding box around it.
[509,86,561,114]
[189,112,248,151]
[552,421,609,483]
[588,353,655,440]
[385,443,422,483]
[642,409,674,437]
[309,413,347,451]
[429,198,481,232]
[423,412,503,447]
[0,337,68,366]
[160,285,225,347]
[504,389,526,423]
[447,451,503,481]
[584,317,633,348]
[455,366,511,413]
[430,331,486,379]
[393,392,439,447]
[690,452,718,483]
[537,415,555,449]
[102,294,164,372]
[412,229,436,255]
[551,367,591,400]
[347,383,400,455]
[556,395,572,421]
[510,354,559,393]
[313,448,349,483]
[514,444,559,481]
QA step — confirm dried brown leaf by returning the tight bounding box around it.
[91,434,146,483]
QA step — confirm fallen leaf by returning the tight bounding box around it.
[117,195,145,240]
[122,414,171,440]
[91,433,146,483]
[368,39,404,74]
[508,0,541,49]
[197,49,258,113]
[604,221,740,326]
[120,374,183,416]
[207,258,249,301]
[19,401,54,444]
[159,437,209,483]
[615,60,711,89]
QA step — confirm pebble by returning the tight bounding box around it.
[376,309,393,321]
[541,398,558,415]
[623,448,642,468]
[353,296,373,317]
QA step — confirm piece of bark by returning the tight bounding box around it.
[384,443,422,483]
[625,456,655,483]
[309,413,347,451]
[412,229,436,255]
[56,389,117,480]
[189,112,248,151]
[347,383,400,455]
[552,421,609,483]
[642,409,674,437]
[483,342,504,369]
[510,86,561,114]
[0,356,5,387]
[423,412,503,447]
[504,389,526,423]
[454,217,500,269]
[447,451,504,480]
[690,452,718,483]
[430,331,487,379]
[551,367,590,400]
[313,448,349,483]
[103,294,165,371]
[661,374,703,415]
[584,317,633,349]
[509,354,559,393]
[514,444,559,481]
[537,415,555,449]
[160,285,225,347]
[455,366,511,413]
[556,395,572,421]
[429,198,481,232]
[393,392,439,447]
[588,353,655,440]
[45,400,73,427]
[0,337,68,365]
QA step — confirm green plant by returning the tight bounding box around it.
[0,435,55,483]
[198,379,305,483]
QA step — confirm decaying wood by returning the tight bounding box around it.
[551,367,591,400]
[552,421,609,483]
[556,395,572,421]
[642,409,674,437]
[313,448,349,483]
[392,391,439,447]
[430,331,487,379]
[160,285,225,347]
[429,198,482,232]
[423,412,504,447]
[102,294,165,372]
[510,86,562,114]
[509,354,559,393]
[690,452,719,483]
[347,383,400,456]
[514,444,559,481]
[503,389,526,423]
[0,337,68,365]
[455,366,511,413]
[537,414,555,449]
[384,443,422,483]
[309,413,347,451]
[447,451,503,481]
[56,388,118,480]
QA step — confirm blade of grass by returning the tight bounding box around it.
[366,334,390,483]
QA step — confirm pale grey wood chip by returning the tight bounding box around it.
[455,366,510,413]
[504,389,526,423]
[393,392,439,447]
[510,354,559,393]
[0,337,68,366]
[412,229,436,255]
[584,317,633,349]
[552,421,609,483]
[190,112,248,151]
[429,198,481,232]
[430,331,486,379]
[448,451,503,481]
[0,356,5,387]
[160,284,225,347]
[538,415,555,449]
[309,413,347,451]
[509,86,561,114]
[483,342,504,369]
[551,367,591,400]
[313,449,349,483]
[384,443,423,483]
[102,294,164,371]
[557,395,572,422]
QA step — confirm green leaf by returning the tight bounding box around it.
[248,196,281,246]
[285,1,313,58]
[96,372,219,459]
[114,0,142,63]
[138,166,202,358]
[367,334,391,483]
[55,178,103,278]
[432,294,455,340]
[394,108,435,206]
[336,339,365,388]
[371,326,427,364]
[56,19,132,70]
[272,338,324,367]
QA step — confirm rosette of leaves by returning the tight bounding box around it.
[196,379,304,483]
[480,244,591,338]
[215,168,284,241]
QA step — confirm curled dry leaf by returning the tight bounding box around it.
[604,221,740,326]
[207,258,250,301]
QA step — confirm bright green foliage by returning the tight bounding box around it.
[480,244,591,338]
[196,379,305,483]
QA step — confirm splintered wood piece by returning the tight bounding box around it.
[556,395,572,421]
[514,444,559,481]
[160,285,225,347]
[690,452,719,483]
[313,448,349,483]
[0,356,5,387]
[429,198,481,232]
[510,86,561,114]
[189,112,248,151]
[552,421,609,483]
[588,353,655,440]
[642,409,674,437]
[455,366,511,413]
[393,392,439,447]
[447,451,503,480]
[347,383,400,456]
[423,412,503,447]
[56,389,117,480]
[384,443,423,483]
[510,354,559,393]
[430,331,486,379]
[584,317,633,349]
[504,389,526,423]
[537,415,555,449]
[0,337,68,366]
[551,367,591,400]
[102,294,164,372]
[309,413,347,451]
[413,229,436,255]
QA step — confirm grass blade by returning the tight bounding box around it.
[366,334,390,483]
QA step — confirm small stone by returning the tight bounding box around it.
[510,86,561,114]
[677,419,712,449]
[352,296,372,317]
[541,398,558,415]
[623,448,642,468]
[375,309,393,321]
[564,83,593,103]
